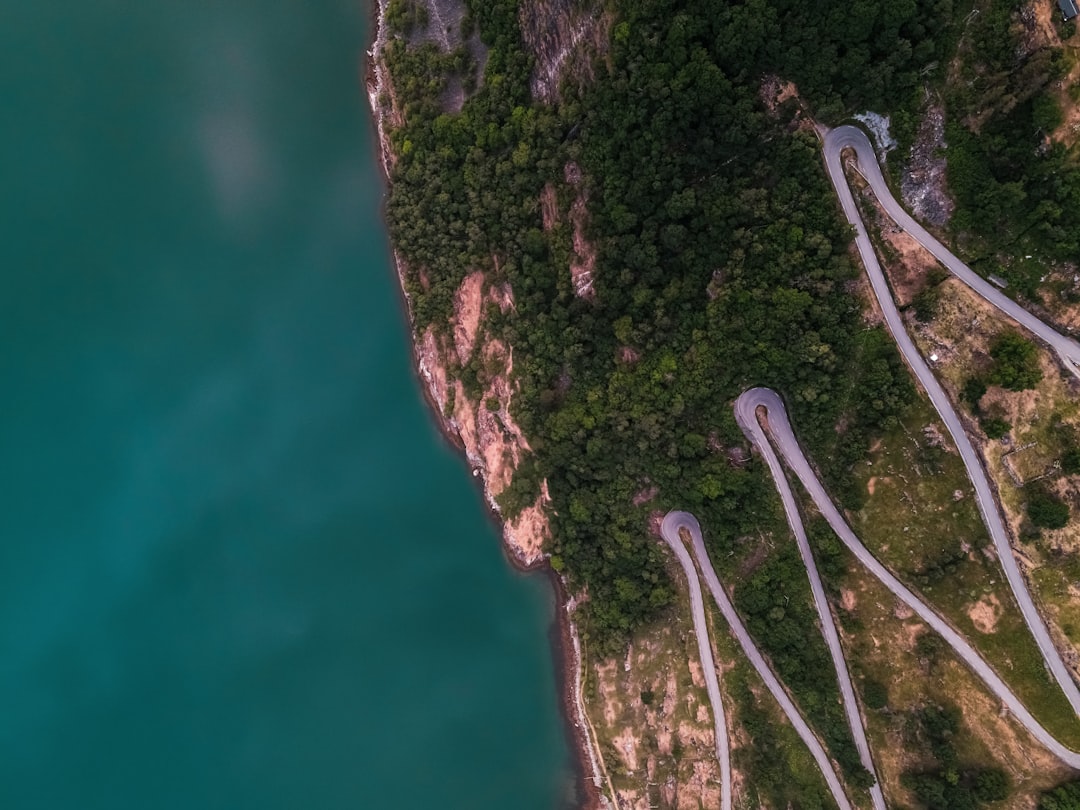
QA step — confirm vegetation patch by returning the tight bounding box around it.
[856,193,1080,748]
[813,537,1073,807]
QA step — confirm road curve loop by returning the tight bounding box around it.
[661,512,857,810]
[735,387,1080,769]
[822,125,1080,719]
[824,125,1080,374]
[658,515,732,810]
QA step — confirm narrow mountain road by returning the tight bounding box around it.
[658,515,732,810]
[733,389,1080,769]
[822,125,1080,719]
[652,129,1080,808]
[824,125,1080,375]
[732,394,887,810]
[660,512,856,810]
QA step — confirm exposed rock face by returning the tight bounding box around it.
[417,279,550,566]
[901,104,954,228]
[520,0,611,103]
[407,0,487,115]
[565,161,598,299]
[452,270,485,364]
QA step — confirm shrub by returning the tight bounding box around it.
[1041,780,1080,809]
[988,332,1043,391]
[974,769,1010,802]
[980,416,1010,439]
[1062,447,1080,475]
[963,376,987,410]
[1027,486,1070,530]
[862,677,889,710]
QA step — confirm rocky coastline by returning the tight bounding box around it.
[362,2,605,806]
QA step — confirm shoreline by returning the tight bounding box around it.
[360,6,604,808]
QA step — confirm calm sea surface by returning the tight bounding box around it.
[0,1,571,807]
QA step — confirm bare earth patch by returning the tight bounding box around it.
[417,307,550,564]
[540,183,558,231]
[632,484,659,506]
[968,592,1002,634]
[452,270,485,364]
[585,615,726,810]
[840,588,858,611]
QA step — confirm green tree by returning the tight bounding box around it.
[980,416,1010,439]
[1042,780,1080,809]
[1027,486,1070,530]
[1062,446,1080,475]
[988,332,1043,391]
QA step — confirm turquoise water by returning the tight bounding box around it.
[0,1,571,807]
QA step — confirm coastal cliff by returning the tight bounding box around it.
[362,2,828,807]
[367,0,550,568]
[365,0,608,806]
[361,0,1080,805]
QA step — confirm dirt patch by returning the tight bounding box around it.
[902,620,926,651]
[612,727,640,773]
[867,475,894,496]
[760,76,800,114]
[841,588,858,611]
[452,270,485,364]
[873,210,945,306]
[967,592,1003,633]
[1028,0,1063,49]
[687,658,704,688]
[632,484,659,506]
[506,479,552,562]
[594,659,621,727]
[488,279,515,314]
[540,183,559,232]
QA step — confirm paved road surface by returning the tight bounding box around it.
[732,396,887,810]
[822,126,1080,719]
[658,515,732,810]
[734,389,1080,769]
[652,124,1080,809]
[661,512,856,810]
[824,125,1080,375]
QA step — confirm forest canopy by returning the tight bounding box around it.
[383,0,931,650]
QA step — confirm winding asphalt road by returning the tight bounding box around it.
[661,389,1080,809]
[823,125,1080,719]
[732,394,886,810]
[658,515,732,810]
[734,389,1080,769]
[654,129,1080,808]
[660,512,855,810]
[824,125,1080,375]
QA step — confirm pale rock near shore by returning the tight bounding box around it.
[417,277,551,565]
